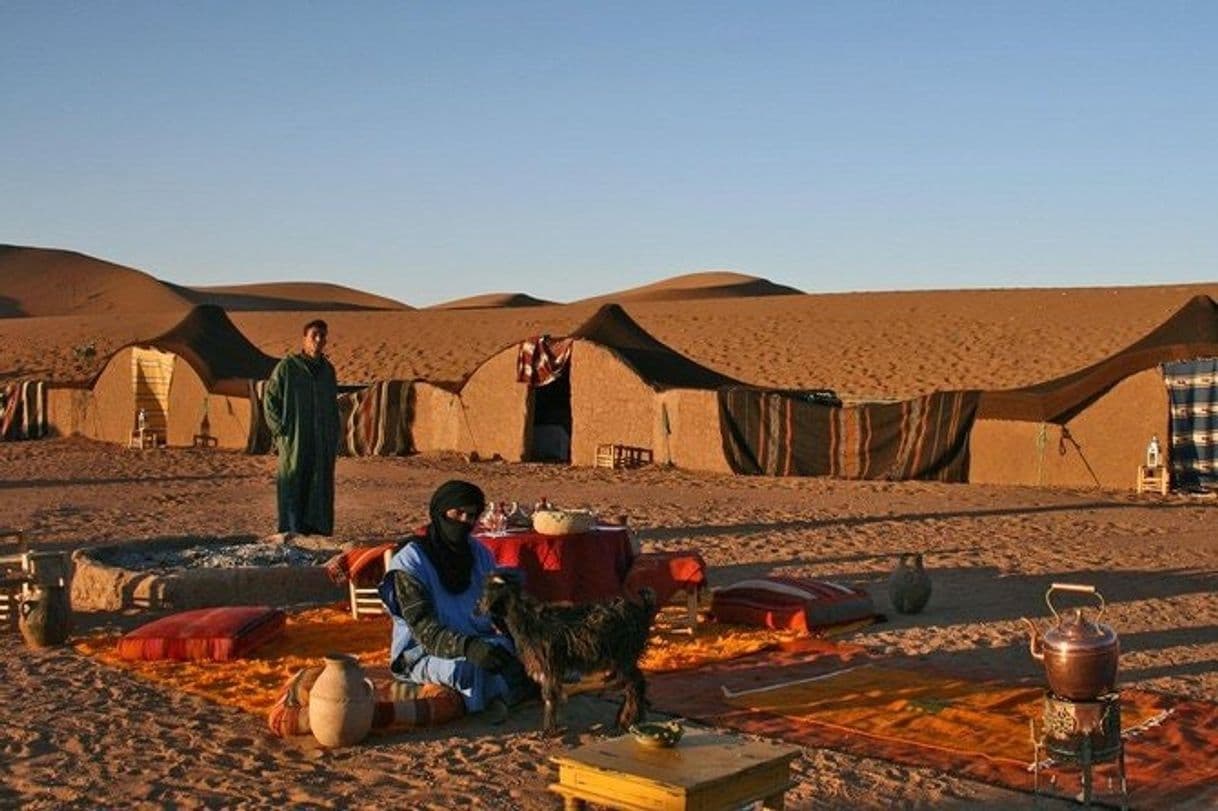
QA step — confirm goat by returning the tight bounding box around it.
[477,570,658,735]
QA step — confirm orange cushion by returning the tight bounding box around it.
[117,606,286,662]
[623,551,708,605]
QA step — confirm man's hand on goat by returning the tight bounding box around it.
[465,638,516,674]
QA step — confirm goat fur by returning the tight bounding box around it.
[477,571,657,734]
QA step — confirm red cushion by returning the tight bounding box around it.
[623,551,707,606]
[117,606,286,662]
[709,576,875,634]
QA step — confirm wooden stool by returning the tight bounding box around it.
[1136,464,1168,495]
[550,725,798,810]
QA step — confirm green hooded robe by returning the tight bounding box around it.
[263,352,340,535]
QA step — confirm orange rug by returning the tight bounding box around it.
[649,649,1218,810]
[74,604,826,718]
[725,663,1163,769]
[75,605,393,716]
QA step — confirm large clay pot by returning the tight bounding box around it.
[309,653,375,748]
[19,584,73,648]
[888,553,932,614]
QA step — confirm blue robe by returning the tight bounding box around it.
[381,540,514,712]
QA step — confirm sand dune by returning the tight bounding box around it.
[0,244,194,317]
[581,270,804,304]
[0,245,408,318]
[182,282,409,312]
[431,292,557,310]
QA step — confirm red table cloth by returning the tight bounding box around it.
[476,526,633,604]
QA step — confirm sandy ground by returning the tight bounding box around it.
[2,438,1214,809]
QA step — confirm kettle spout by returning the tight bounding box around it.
[1020,617,1045,661]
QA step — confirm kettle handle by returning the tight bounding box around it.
[1045,582,1105,623]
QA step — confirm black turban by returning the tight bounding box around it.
[416,480,486,594]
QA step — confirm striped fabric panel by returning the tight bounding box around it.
[1164,357,1218,486]
[341,381,413,457]
[0,380,48,441]
[719,387,978,481]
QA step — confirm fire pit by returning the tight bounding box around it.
[71,536,346,612]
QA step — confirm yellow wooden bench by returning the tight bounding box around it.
[595,444,653,470]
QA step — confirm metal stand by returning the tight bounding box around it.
[1031,691,1128,809]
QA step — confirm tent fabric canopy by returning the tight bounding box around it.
[102,305,279,398]
[978,295,1218,424]
[568,303,741,391]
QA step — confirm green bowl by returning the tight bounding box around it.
[629,720,684,749]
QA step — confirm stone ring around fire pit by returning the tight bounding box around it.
[71,535,347,612]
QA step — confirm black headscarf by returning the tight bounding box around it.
[415,480,486,594]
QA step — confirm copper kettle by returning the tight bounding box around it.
[1021,583,1119,700]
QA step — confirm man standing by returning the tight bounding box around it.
[263,319,340,536]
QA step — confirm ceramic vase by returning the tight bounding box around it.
[309,653,375,748]
[19,584,73,648]
[888,553,932,615]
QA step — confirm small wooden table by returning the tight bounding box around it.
[550,726,799,810]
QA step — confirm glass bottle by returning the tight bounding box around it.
[1146,435,1161,468]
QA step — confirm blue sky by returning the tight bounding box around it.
[2,2,1215,305]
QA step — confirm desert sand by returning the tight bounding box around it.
[1,247,1216,809]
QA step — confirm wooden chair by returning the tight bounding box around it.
[349,547,395,619]
[129,428,165,449]
[0,529,27,631]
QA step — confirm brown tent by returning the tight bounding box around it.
[970,296,1218,490]
[46,305,278,449]
[456,304,742,467]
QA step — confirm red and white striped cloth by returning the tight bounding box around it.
[516,335,574,387]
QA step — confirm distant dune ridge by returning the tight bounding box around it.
[0,244,409,317]
[431,292,556,310]
[180,282,409,312]
[580,270,805,304]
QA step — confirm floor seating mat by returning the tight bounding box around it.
[116,606,286,662]
[648,649,1218,809]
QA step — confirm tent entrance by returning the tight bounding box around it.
[132,347,175,435]
[529,372,571,462]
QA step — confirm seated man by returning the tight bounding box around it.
[379,479,529,714]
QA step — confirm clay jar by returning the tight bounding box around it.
[19,584,73,648]
[888,553,932,615]
[309,653,375,748]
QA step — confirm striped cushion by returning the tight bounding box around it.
[267,665,465,738]
[710,576,876,633]
[117,606,286,662]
